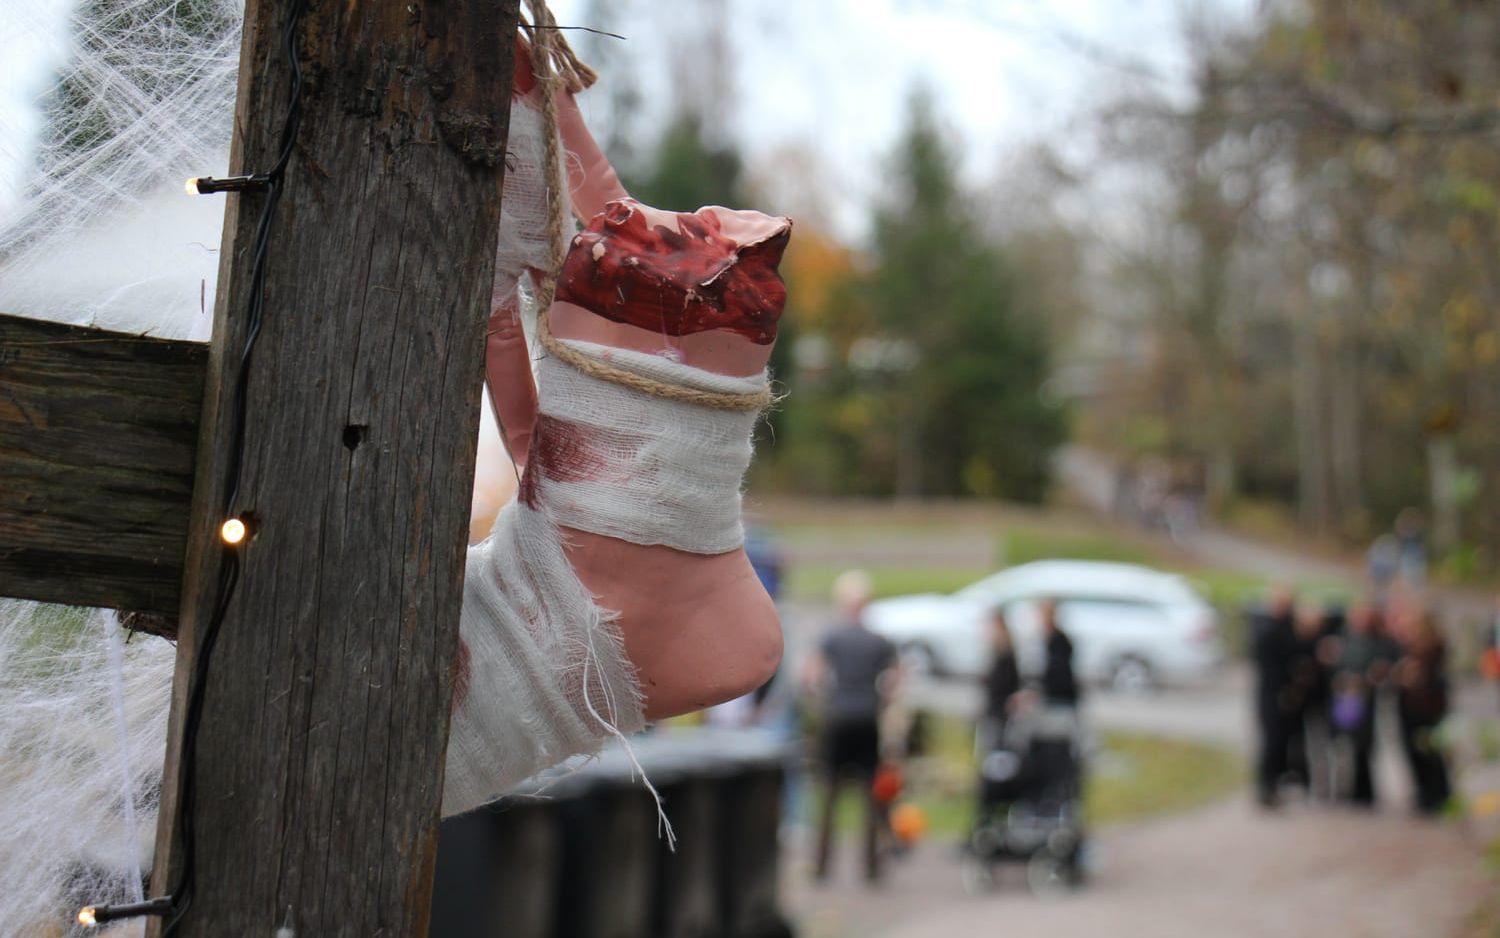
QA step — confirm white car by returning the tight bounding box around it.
[863,560,1223,691]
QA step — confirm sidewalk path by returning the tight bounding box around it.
[788,796,1491,938]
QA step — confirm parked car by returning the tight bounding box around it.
[862,560,1222,691]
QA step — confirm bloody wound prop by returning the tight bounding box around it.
[557,199,792,345]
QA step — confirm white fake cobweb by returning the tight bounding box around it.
[0,0,241,339]
[0,5,762,929]
[0,4,237,931]
[0,602,172,937]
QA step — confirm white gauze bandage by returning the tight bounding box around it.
[493,93,573,291]
[530,339,767,554]
[442,342,769,816]
[443,498,642,816]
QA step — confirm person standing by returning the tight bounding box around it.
[1251,587,1298,808]
[1285,603,1338,799]
[975,607,1023,810]
[1394,608,1452,814]
[1366,534,1401,597]
[1330,602,1396,807]
[1039,599,1080,707]
[983,608,1022,726]
[807,570,899,884]
[1394,509,1429,589]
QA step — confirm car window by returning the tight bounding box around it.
[1057,597,1164,626]
[954,572,1015,603]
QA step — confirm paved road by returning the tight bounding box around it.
[787,794,1493,938]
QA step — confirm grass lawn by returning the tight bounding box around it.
[785,564,992,603]
[822,714,1243,839]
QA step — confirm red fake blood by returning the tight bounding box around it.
[557,200,791,344]
[512,38,537,95]
[452,637,472,712]
[519,415,634,507]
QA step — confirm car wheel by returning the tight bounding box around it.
[1109,656,1155,695]
[900,642,941,679]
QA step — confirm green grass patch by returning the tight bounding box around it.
[784,564,991,603]
[1001,528,1156,568]
[1084,730,1244,825]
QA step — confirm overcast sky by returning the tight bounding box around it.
[1,0,1254,239]
[552,0,1255,236]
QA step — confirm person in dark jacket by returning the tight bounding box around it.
[1251,587,1297,807]
[1284,603,1340,798]
[974,607,1024,830]
[1329,601,1396,807]
[1039,600,1080,706]
[1394,607,1452,814]
[806,570,900,883]
[983,608,1022,724]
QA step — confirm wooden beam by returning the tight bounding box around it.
[149,1,518,934]
[0,313,203,615]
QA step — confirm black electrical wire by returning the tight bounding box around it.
[80,0,307,932]
[166,0,307,930]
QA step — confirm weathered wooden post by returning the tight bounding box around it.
[140,1,519,933]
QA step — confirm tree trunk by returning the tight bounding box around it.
[1294,301,1330,532]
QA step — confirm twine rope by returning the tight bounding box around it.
[520,2,598,94]
[522,0,770,413]
[536,317,774,411]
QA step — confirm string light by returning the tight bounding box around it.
[220,516,247,545]
[76,898,173,927]
[79,0,308,931]
[186,174,270,195]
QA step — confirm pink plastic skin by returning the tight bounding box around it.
[484,41,625,471]
[556,88,628,220]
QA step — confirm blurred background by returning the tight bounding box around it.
[7,0,1500,935]
[472,2,1500,937]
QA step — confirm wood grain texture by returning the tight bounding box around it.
[0,313,203,615]
[148,1,518,934]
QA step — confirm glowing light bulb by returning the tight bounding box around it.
[220,517,247,545]
[77,907,97,927]
[185,177,201,195]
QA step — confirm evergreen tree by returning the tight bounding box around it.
[624,112,746,212]
[868,88,1064,500]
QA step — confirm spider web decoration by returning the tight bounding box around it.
[0,0,241,337]
[0,5,239,931]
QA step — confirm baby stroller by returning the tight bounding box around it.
[963,703,1087,894]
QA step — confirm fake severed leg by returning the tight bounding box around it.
[443,20,790,813]
[444,200,791,816]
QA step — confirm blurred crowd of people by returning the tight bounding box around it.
[798,571,1086,887]
[1252,587,1452,814]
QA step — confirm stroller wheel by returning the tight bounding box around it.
[961,854,998,895]
[1026,849,1079,898]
